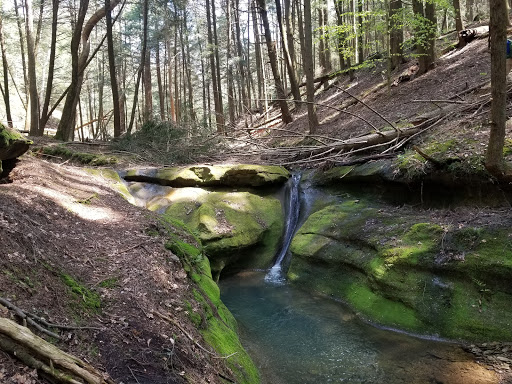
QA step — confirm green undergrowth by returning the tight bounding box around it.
[34,145,117,166]
[61,273,101,314]
[156,214,259,383]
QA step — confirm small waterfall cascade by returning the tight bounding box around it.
[265,173,302,284]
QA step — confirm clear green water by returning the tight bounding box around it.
[221,271,483,384]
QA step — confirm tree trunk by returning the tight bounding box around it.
[252,1,264,113]
[453,0,465,47]
[485,0,508,176]
[0,13,13,127]
[357,0,364,63]
[206,0,225,132]
[25,0,40,136]
[303,0,319,132]
[257,0,293,123]
[275,0,301,106]
[13,0,28,96]
[212,0,225,131]
[143,46,152,122]
[389,0,403,69]
[166,39,176,123]
[39,0,59,131]
[56,0,121,141]
[226,0,236,127]
[127,0,148,134]
[105,0,121,137]
[155,42,165,121]
[323,6,332,72]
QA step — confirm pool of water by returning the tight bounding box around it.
[220,271,496,384]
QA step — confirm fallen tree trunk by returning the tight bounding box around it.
[0,317,115,384]
[285,125,422,159]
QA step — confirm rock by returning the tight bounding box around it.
[287,195,512,341]
[157,188,284,277]
[124,164,290,188]
[0,123,32,161]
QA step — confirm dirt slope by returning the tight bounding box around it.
[0,157,233,384]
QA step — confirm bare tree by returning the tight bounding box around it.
[485,0,508,176]
[256,0,293,123]
[0,11,13,127]
[302,0,318,132]
[25,0,40,135]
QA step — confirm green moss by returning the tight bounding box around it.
[289,198,512,341]
[85,168,134,204]
[36,145,118,166]
[98,277,119,288]
[164,191,283,275]
[61,273,101,312]
[504,138,512,156]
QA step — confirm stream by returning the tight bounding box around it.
[221,271,490,384]
[220,175,492,384]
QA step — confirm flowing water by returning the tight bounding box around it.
[265,173,302,284]
[221,272,495,384]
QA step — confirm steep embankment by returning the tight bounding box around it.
[0,157,257,384]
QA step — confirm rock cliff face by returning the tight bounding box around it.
[288,177,512,341]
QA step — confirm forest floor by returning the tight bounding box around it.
[0,157,236,384]
[2,28,512,384]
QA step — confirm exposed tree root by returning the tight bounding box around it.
[0,317,115,384]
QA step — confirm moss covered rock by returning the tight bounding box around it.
[150,189,283,277]
[164,227,259,384]
[125,164,290,188]
[0,123,32,160]
[288,199,512,341]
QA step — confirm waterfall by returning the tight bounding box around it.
[265,173,301,284]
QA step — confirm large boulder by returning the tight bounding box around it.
[288,198,512,341]
[0,123,32,173]
[147,188,283,277]
[124,164,290,188]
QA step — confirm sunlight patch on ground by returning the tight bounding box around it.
[165,187,209,203]
[31,185,122,222]
[320,110,341,125]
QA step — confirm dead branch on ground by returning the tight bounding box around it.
[0,317,115,384]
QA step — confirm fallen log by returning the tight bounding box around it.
[0,317,115,384]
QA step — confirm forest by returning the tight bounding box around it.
[1,0,512,383]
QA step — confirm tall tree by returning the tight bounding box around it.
[128,0,148,134]
[303,0,318,132]
[0,11,13,127]
[412,0,436,75]
[25,0,40,135]
[453,0,465,47]
[105,0,121,137]
[275,0,301,106]
[389,0,403,69]
[56,0,121,141]
[256,0,293,123]
[39,0,59,131]
[206,0,225,132]
[485,0,508,176]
